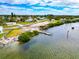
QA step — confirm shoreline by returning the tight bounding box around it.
[1,19,79,44]
[18,19,79,43]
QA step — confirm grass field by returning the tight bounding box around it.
[6,29,22,38]
[0,33,3,38]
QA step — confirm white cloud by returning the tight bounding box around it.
[27,0,41,4]
[68,5,79,9]
[0,0,79,6]
[69,0,79,3]
[63,8,70,11]
[0,5,27,10]
[12,0,27,4]
[0,0,79,15]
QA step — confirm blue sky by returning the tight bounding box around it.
[0,0,79,15]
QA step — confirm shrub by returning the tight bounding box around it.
[18,31,39,43]
[47,21,63,28]
[18,32,30,43]
[32,31,39,35]
[39,21,63,30]
[48,23,54,27]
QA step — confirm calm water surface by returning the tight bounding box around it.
[1,23,79,59]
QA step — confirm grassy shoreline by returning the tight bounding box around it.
[18,19,79,43]
[18,31,39,43]
[40,19,79,30]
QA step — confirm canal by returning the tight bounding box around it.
[1,22,79,59]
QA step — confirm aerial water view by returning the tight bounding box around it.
[1,0,79,59]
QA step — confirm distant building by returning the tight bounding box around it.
[25,17,33,22]
[37,17,45,20]
[51,19,55,21]
[16,17,21,21]
[6,22,16,26]
[60,18,65,23]
[0,26,3,34]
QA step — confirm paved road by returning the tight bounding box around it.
[0,21,50,46]
[4,21,49,31]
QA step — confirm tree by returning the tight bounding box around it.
[47,15,54,21]
[21,16,29,22]
[9,12,16,22]
[31,15,39,22]
[0,16,5,25]
[18,31,39,43]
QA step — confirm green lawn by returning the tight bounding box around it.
[6,29,22,38]
[17,22,33,25]
[0,33,3,38]
[3,25,18,28]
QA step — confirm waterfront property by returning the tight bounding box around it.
[25,17,33,22]
[0,22,79,59]
[0,26,3,34]
[0,14,79,59]
[6,22,16,26]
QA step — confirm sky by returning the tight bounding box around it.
[0,0,79,15]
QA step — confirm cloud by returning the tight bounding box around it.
[0,0,79,15]
[0,5,26,10]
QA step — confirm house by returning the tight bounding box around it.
[6,22,16,26]
[16,17,21,21]
[25,17,33,22]
[37,17,45,20]
[60,18,66,23]
[0,26,3,34]
[51,19,55,21]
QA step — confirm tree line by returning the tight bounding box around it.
[0,12,79,25]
